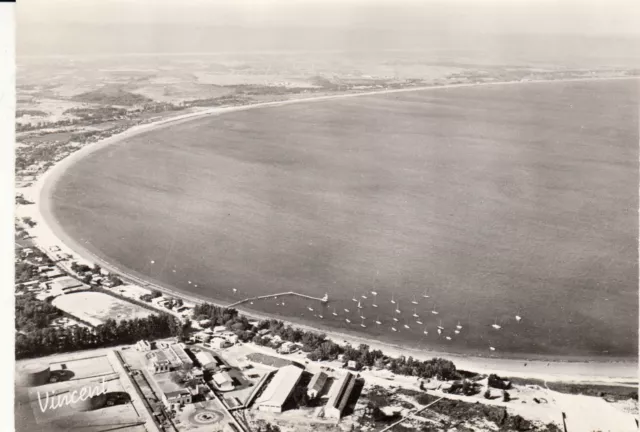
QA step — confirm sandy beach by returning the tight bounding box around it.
[19,77,639,386]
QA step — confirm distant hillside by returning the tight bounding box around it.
[72,87,152,106]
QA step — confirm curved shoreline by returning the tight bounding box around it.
[25,76,639,383]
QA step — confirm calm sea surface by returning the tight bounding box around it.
[50,79,639,358]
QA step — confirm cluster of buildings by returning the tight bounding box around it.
[135,338,358,422]
[190,324,238,349]
[253,365,356,420]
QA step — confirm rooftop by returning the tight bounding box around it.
[255,365,303,408]
[50,276,84,291]
[212,371,233,386]
[308,371,328,393]
[326,372,355,411]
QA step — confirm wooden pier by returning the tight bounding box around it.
[228,291,328,308]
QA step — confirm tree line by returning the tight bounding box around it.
[16,313,187,359]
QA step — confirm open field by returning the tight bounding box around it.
[47,78,639,359]
[52,291,154,326]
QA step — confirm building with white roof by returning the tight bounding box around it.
[307,371,328,399]
[324,372,357,420]
[195,351,217,370]
[254,365,303,413]
[211,371,235,391]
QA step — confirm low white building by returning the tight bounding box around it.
[136,340,152,352]
[212,371,235,391]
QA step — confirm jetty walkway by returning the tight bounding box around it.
[228,292,328,308]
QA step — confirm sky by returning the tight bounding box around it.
[17,0,640,36]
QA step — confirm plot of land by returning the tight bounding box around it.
[53,292,153,326]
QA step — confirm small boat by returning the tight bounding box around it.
[423,326,428,335]
[411,295,418,305]
[308,307,314,312]
[172,269,176,273]
[346,318,351,324]
[332,308,338,316]
[412,308,419,318]
[360,318,367,328]
[431,303,439,315]
[454,329,460,334]
[194,284,198,287]
[232,288,237,293]
[489,346,496,351]
[188,281,192,284]
[319,315,324,319]
[250,301,253,305]
[395,302,401,314]
[456,321,462,330]
[416,319,423,325]
[491,318,502,330]
[282,302,285,306]
[515,315,522,322]
[360,314,366,320]
[371,291,378,296]
[276,303,280,306]
[372,303,378,308]
[422,289,429,298]
[391,327,397,332]
[361,293,368,299]
[391,294,396,304]
[445,336,452,341]
[344,308,350,313]
[437,328,442,335]
[393,317,399,322]
[437,320,444,331]
[375,316,382,325]
[404,323,410,329]
[357,301,363,309]
[352,290,357,302]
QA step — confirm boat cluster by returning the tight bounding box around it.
[308,289,524,352]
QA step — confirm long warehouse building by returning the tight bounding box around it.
[254,365,303,413]
[324,372,356,420]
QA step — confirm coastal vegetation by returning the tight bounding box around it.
[15,313,185,359]
[194,302,461,381]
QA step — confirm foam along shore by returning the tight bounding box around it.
[19,77,639,386]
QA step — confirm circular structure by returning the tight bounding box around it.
[189,409,224,425]
[48,79,639,358]
[18,363,50,387]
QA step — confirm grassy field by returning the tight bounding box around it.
[50,79,638,358]
[52,292,153,326]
